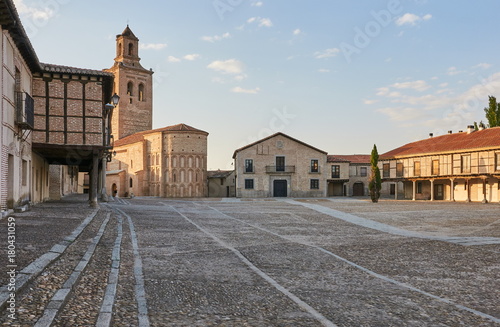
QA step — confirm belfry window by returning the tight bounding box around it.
[128,43,134,56]
[138,84,145,101]
[127,82,133,96]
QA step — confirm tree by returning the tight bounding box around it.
[368,144,382,203]
[484,96,500,128]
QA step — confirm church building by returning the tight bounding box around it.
[105,26,208,198]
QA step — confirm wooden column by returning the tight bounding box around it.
[465,179,471,202]
[412,180,416,201]
[482,178,488,204]
[450,178,455,202]
[430,179,434,201]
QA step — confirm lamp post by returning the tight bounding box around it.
[100,93,120,202]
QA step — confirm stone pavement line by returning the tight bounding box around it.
[288,200,500,246]
[114,208,150,327]
[0,208,99,310]
[34,213,111,327]
[169,205,338,327]
[207,205,500,325]
[96,214,123,327]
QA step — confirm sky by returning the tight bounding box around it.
[13,0,500,170]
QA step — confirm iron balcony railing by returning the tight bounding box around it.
[265,165,296,173]
[15,92,34,129]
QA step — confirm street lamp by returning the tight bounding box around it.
[101,93,120,202]
[103,93,120,152]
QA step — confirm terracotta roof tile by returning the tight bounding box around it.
[381,127,500,159]
[327,154,371,163]
[41,63,114,77]
[207,170,234,178]
[114,123,208,147]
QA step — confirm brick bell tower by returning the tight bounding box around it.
[106,25,154,140]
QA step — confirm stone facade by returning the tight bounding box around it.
[327,155,371,197]
[233,133,328,198]
[0,2,49,211]
[107,124,208,198]
[379,126,500,202]
[207,170,236,197]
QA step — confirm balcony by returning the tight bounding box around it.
[265,165,295,174]
[15,92,34,129]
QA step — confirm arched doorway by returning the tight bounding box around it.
[111,183,117,197]
[353,182,364,196]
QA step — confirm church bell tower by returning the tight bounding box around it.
[106,26,154,140]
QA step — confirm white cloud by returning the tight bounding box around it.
[207,59,245,75]
[201,32,231,43]
[447,66,465,76]
[396,13,432,26]
[258,18,273,27]
[251,1,263,7]
[391,80,430,92]
[314,48,340,59]
[473,63,491,70]
[167,54,201,63]
[231,86,260,94]
[293,29,302,36]
[318,69,330,73]
[363,99,379,105]
[247,17,273,27]
[377,107,428,122]
[167,56,181,63]
[14,0,55,22]
[140,43,167,50]
[375,72,500,130]
[183,54,201,61]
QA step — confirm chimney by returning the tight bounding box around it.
[429,133,433,138]
[466,125,474,134]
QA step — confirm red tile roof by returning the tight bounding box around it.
[328,154,371,163]
[114,123,208,147]
[381,127,500,159]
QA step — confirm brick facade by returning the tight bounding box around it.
[105,26,154,141]
[107,124,208,198]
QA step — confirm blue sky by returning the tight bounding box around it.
[14,0,500,169]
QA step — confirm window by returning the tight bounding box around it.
[383,164,390,178]
[310,179,319,189]
[360,167,367,177]
[495,153,500,171]
[128,43,134,56]
[245,159,254,173]
[127,82,134,96]
[138,84,145,101]
[396,163,403,177]
[310,160,319,173]
[461,155,471,173]
[432,160,439,175]
[414,161,421,177]
[331,165,340,178]
[245,179,254,189]
[276,156,285,172]
[130,178,133,188]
